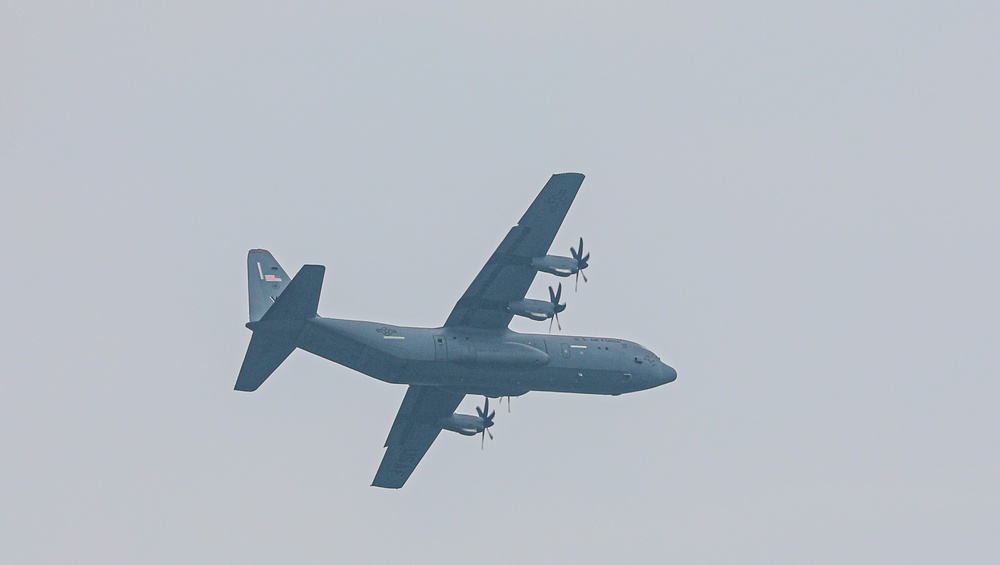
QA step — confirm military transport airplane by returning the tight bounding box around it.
[236,173,676,488]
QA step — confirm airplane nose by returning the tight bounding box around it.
[660,364,677,385]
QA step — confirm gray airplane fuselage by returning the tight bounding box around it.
[258,316,677,397]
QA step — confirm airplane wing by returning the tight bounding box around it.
[444,172,585,329]
[372,385,466,489]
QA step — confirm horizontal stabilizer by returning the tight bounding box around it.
[235,327,298,392]
[260,265,325,322]
[236,264,326,392]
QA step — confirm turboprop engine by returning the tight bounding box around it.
[530,237,590,290]
[507,283,567,331]
[440,398,495,447]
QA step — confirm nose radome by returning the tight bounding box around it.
[660,364,677,384]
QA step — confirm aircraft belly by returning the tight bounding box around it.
[297,323,362,367]
[528,367,626,395]
[405,362,626,396]
[297,322,409,384]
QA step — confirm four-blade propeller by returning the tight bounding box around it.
[570,237,590,291]
[475,397,495,449]
[548,283,567,332]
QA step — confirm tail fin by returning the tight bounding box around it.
[248,249,291,322]
[236,254,326,392]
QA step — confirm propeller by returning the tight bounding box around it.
[475,397,495,449]
[548,283,567,332]
[570,237,590,291]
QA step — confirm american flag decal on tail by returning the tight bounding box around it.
[264,274,282,282]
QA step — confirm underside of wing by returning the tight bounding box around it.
[372,385,465,489]
[444,173,585,329]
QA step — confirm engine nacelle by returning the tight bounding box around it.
[531,255,579,277]
[439,413,486,436]
[507,298,557,322]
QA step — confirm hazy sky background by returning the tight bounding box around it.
[3,3,998,563]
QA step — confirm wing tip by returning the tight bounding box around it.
[371,482,403,489]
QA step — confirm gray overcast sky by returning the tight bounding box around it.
[3,3,998,564]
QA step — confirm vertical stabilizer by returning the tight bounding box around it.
[248,249,290,322]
